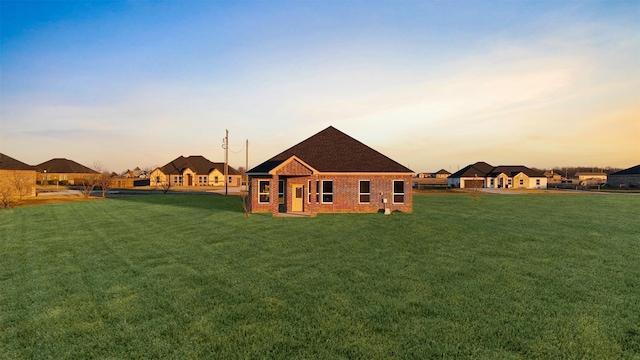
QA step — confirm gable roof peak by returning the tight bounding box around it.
[249,126,412,174]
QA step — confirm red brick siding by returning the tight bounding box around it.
[248,176,274,213]
[248,174,412,214]
[313,174,412,213]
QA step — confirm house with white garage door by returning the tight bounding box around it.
[448,162,547,189]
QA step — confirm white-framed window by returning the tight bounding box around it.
[490,178,494,187]
[278,180,284,204]
[214,176,219,183]
[393,180,405,203]
[258,180,270,203]
[519,179,524,186]
[508,179,512,186]
[536,179,541,186]
[173,175,183,184]
[359,180,370,203]
[322,180,333,203]
[315,180,320,203]
[307,180,312,204]
[228,176,232,184]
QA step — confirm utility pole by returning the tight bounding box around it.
[224,129,229,196]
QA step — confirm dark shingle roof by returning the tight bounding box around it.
[450,162,544,178]
[488,166,544,178]
[35,158,98,174]
[248,126,413,174]
[449,162,494,178]
[160,155,239,175]
[608,165,640,176]
[0,153,34,170]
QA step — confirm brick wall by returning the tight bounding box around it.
[248,173,413,215]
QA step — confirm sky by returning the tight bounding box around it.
[1,1,638,173]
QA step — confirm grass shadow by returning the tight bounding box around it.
[109,193,245,214]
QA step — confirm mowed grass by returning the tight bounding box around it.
[1,194,638,359]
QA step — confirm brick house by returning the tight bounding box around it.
[35,158,99,185]
[0,153,37,199]
[246,126,414,216]
[150,155,242,187]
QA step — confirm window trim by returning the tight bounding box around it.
[278,180,285,204]
[307,180,312,204]
[321,180,333,204]
[359,180,371,204]
[258,180,270,204]
[393,180,405,204]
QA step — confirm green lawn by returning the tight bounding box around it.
[1,194,639,359]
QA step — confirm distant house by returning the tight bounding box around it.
[124,167,148,179]
[246,126,413,215]
[0,153,37,198]
[35,158,99,185]
[150,155,241,187]
[435,169,451,179]
[607,165,640,187]
[544,170,563,182]
[448,162,547,189]
[573,172,607,185]
[416,169,450,179]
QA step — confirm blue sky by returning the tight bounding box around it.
[1,1,638,172]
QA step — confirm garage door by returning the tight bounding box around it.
[464,180,484,189]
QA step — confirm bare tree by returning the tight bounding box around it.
[0,171,34,208]
[98,172,112,198]
[12,170,33,202]
[93,161,113,198]
[239,191,250,218]
[159,179,171,194]
[79,161,104,199]
[0,179,14,208]
[79,176,99,198]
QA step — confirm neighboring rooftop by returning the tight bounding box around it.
[159,155,239,175]
[35,158,98,174]
[608,164,640,176]
[449,162,495,178]
[0,153,34,171]
[450,162,544,178]
[488,166,545,178]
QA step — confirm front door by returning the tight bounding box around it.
[292,184,303,212]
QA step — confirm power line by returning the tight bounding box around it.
[228,143,245,154]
